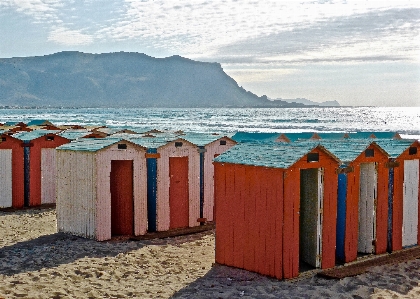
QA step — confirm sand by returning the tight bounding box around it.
[1,208,420,299]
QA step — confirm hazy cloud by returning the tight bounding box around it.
[48,27,93,46]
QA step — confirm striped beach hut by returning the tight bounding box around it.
[213,142,340,280]
[130,136,201,232]
[375,139,420,251]
[56,138,148,241]
[0,134,25,208]
[12,130,70,206]
[317,140,390,263]
[181,133,237,222]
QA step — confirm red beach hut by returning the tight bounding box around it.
[0,134,25,208]
[13,130,70,206]
[214,142,340,280]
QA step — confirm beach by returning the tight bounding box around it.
[1,207,420,298]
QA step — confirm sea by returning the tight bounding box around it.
[1,107,419,139]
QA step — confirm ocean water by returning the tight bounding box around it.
[1,107,419,139]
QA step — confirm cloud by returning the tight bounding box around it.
[48,27,93,46]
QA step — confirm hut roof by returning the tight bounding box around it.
[13,130,62,142]
[57,137,145,152]
[58,129,91,141]
[231,132,280,143]
[181,132,235,147]
[214,142,338,169]
[26,120,53,126]
[374,139,419,159]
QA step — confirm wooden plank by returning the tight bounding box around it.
[223,163,235,266]
[392,163,404,251]
[0,149,13,208]
[243,166,256,272]
[233,164,245,269]
[214,162,226,265]
[358,163,377,253]
[344,166,359,262]
[375,161,389,254]
[274,168,284,279]
[402,159,419,247]
[41,148,56,204]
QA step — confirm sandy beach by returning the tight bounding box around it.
[1,207,420,299]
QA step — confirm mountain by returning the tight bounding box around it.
[0,51,267,108]
[270,97,340,107]
[0,51,337,108]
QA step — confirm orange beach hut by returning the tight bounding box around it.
[213,142,340,279]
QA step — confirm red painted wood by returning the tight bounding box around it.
[110,160,134,236]
[223,163,235,266]
[214,162,226,265]
[321,164,338,269]
[169,157,189,229]
[255,167,267,275]
[0,135,25,208]
[29,134,69,206]
[274,168,284,279]
[344,167,359,262]
[243,166,256,272]
[233,164,246,269]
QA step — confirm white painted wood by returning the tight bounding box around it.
[156,139,200,231]
[402,159,419,247]
[203,137,236,221]
[41,148,57,204]
[96,142,147,241]
[0,149,13,208]
[358,163,377,253]
[56,151,97,239]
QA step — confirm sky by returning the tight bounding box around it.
[0,0,419,107]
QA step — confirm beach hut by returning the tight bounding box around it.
[375,139,420,251]
[13,130,70,206]
[130,136,201,232]
[213,142,340,280]
[0,134,25,208]
[181,133,237,222]
[318,140,390,263]
[56,138,148,241]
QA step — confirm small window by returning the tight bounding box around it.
[307,153,319,162]
[365,149,374,157]
[46,136,55,141]
[1,137,6,142]
[175,142,183,147]
[220,140,227,145]
[118,143,127,149]
[409,147,417,155]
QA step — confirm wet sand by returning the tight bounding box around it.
[0,207,419,298]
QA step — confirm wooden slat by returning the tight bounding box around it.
[0,149,13,208]
[402,159,419,247]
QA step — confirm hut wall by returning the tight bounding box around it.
[96,143,147,241]
[0,149,13,208]
[156,141,200,231]
[214,163,284,280]
[0,136,25,208]
[203,137,237,221]
[282,148,338,278]
[29,135,69,206]
[391,143,420,251]
[343,144,389,262]
[41,148,57,204]
[56,151,98,239]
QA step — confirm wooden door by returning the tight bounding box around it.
[0,149,13,208]
[110,160,134,236]
[358,163,377,253]
[402,159,419,247]
[300,168,323,268]
[169,156,189,229]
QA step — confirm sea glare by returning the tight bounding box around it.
[1,107,419,139]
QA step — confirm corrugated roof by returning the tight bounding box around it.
[181,132,234,147]
[214,142,330,169]
[128,135,177,148]
[59,129,91,140]
[374,139,418,159]
[312,139,376,163]
[56,137,125,152]
[13,130,61,141]
[27,120,53,126]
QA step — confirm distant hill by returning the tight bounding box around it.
[270,97,340,107]
[0,52,339,108]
